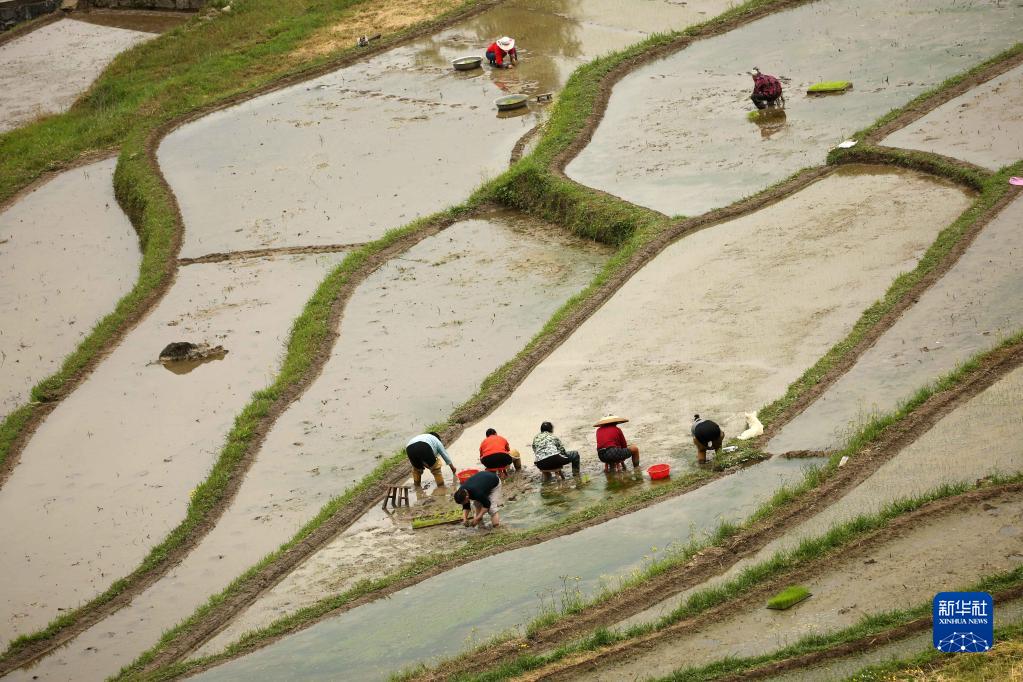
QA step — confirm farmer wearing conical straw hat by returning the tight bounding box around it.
[593,415,640,472]
[486,36,518,68]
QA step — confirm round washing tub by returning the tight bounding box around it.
[647,463,671,480]
[457,469,481,484]
[495,94,529,111]
[452,56,483,71]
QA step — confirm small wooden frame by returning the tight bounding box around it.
[381,485,411,511]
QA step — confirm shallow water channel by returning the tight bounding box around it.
[8,211,605,681]
[585,491,1023,681]
[882,61,1023,171]
[0,254,342,645]
[566,0,1023,216]
[195,456,819,681]
[160,0,726,259]
[620,362,1023,630]
[768,192,1023,454]
[0,18,152,133]
[0,158,140,422]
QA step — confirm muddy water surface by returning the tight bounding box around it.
[585,492,1023,681]
[567,0,1023,216]
[620,363,1023,630]
[162,0,731,259]
[0,159,139,422]
[10,212,604,680]
[0,19,151,133]
[0,254,341,645]
[431,168,969,480]
[883,62,1023,171]
[768,192,1023,454]
[195,456,818,681]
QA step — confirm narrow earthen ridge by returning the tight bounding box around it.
[0,10,62,49]
[714,587,1023,681]
[865,48,1023,144]
[404,340,1023,682]
[178,242,367,266]
[519,481,1023,682]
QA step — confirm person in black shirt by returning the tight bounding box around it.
[691,414,724,465]
[453,470,503,528]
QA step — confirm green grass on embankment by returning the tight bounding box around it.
[440,476,1023,682]
[848,623,1023,681]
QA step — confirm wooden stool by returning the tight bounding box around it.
[485,466,511,479]
[603,461,626,473]
[381,485,410,511]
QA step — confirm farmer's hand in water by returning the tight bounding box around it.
[450,465,458,478]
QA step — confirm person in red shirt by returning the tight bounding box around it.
[479,428,522,472]
[749,67,783,110]
[593,415,640,471]
[486,36,518,69]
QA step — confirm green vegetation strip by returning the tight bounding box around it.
[849,622,1023,681]
[444,475,1023,682]
[642,572,1023,682]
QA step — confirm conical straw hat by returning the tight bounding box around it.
[593,415,629,427]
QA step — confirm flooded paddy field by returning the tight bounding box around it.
[620,362,1023,630]
[68,9,191,35]
[0,18,152,133]
[184,164,967,660]
[8,211,605,681]
[0,254,341,645]
[566,0,1023,217]
[768,192,1023,454]
[193,457,820,682]
[882,61,1023,171]
[768,598,1023,681]
[161,0,731,259]
[577,491,1023,681]
[0,158,139,422]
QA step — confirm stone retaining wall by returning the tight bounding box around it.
[0,0,62,31]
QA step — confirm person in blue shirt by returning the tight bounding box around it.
[405,432,457,487]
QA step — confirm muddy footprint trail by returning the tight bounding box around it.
[0,158,140,424]
[565,0,1023,216]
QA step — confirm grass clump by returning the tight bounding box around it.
[766,585,811,610]
[807,80,852,93]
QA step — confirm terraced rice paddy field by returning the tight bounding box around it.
[1,0,1021,680]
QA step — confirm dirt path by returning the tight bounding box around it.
[522,483,1023,681]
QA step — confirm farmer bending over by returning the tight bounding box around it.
[486,36,518,68]
[454,470,503,528]
[479,427,522,472]
[531,421,581,479]
[594,415,640,471]
[691,414,724,465]
[749,67,783,109]
[405,432,457,487]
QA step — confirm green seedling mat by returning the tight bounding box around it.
[766,585,812,610]
[807,80,852,94]
[411,508,464,529]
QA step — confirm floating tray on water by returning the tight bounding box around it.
[766,585,812,610]
[495,94,529,111]
[807,80,853,95]
[452,56,482,71]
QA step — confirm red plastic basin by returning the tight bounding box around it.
[457,469,480,484]
[647,463,671,480]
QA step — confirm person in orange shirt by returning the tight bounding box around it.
[486,36,518,68]
[479,427,522,472]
